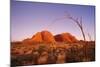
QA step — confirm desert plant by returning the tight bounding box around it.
[38,45,47,53]
[67,16,86,41]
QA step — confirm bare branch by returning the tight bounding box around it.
[80,17,83,26]
[63,13,86,41]
[88,33,92,41]
[46,12,86,41]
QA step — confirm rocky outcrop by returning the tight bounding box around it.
[55,33,78,43]
[23,31,78,44]
[41,31,56,43]
[23,31,56,44]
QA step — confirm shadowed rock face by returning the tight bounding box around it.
[55,33,78,43]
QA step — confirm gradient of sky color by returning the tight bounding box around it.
[11,0,95,41]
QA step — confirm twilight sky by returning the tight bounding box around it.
[11,0,95,41]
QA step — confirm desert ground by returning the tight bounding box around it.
[11,31,95,66]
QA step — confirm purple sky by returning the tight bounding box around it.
[11,0,95,41]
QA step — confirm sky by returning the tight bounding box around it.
[11,0,95,41]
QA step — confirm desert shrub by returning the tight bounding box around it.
[37,51,48,64]
[11,53,39,66]
[11,42,95,66]
[47,49,57,64]
[55,48,66,63]
[65,44,83,62]
[38,45,48,53]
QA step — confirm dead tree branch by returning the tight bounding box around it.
[66,14,86,41]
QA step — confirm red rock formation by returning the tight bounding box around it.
[22,38,32,44]
[31,32,43,43]
[24,31,56,43]
[41,31,56,43]
[55,33,78,43]
[22,31,78,44]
